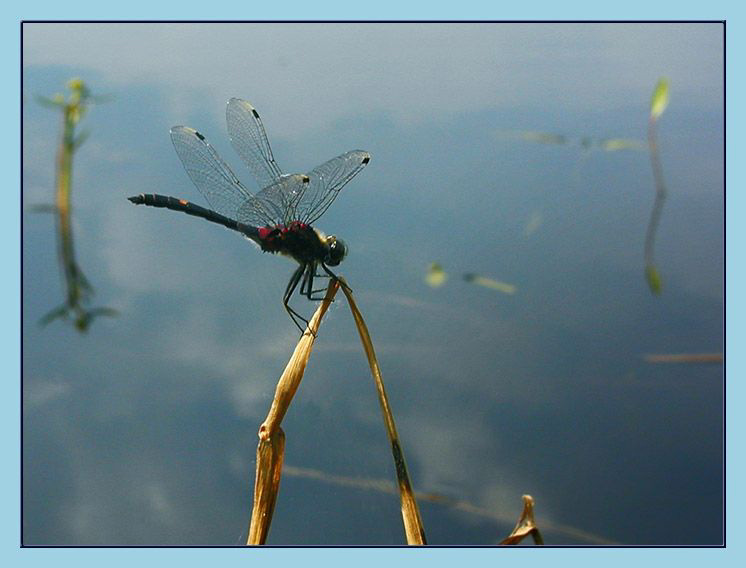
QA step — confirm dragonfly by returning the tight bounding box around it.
[129,98,371,332]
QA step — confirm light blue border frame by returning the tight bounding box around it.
[6,2,738,566]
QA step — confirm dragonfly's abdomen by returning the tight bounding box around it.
[128,193,260,242]
[259,222,329,264]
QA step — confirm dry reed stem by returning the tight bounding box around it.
[259,280,340,441]
[644,353,723,364]
[500,495,544,545]
[340,281,427,545]
[248,281,338,544]
[247,427,286,545]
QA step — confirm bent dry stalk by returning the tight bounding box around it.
[248,279,427,545]
[248,427,286,545]
[248,281,339,545]
[258,280,340,440]
[500,495,544,545]
[340,279,427,545]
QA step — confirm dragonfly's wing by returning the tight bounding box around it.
[170,126,277,226]
[293,150,371,225]
[226,98,284,191]
[237,174,310,227]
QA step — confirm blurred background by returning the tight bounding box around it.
[22,23,723,545]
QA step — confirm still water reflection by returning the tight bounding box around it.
[22,23,723,545]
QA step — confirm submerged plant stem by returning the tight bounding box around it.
[39,79,118,331]
[644,113,667,294]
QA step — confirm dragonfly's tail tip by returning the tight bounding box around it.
[127,195,144,204]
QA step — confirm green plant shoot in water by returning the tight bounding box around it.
[644,78,670,295]
[36,79,117,332]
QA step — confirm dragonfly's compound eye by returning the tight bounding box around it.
[326,237,347,266]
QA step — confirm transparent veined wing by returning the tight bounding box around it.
[237,174,310,227]
[293,150,371,224]
[226,98,284,191]
[170,126,277,227]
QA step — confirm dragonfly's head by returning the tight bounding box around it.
[324,235,347,267]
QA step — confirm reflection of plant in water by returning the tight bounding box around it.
[497,127,649,213]
[36,79,117,332]
[495,80,671,296]
[644,78,670,295]
[497,129,647,154]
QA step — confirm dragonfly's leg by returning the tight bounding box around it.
[301,263,316,300]
[287,305,311,335]
[302,263,332,301]
[307,263,338,300]
[299,264,308,296]
[309,287,329,299]
[320,263,352,294]
[285,263,305,300]
[284,264,310,334]
[308,264,316,299]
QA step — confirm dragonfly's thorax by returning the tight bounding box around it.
[258,222,346,266]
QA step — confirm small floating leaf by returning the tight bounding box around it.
[645,264,662,295]
[39,305,69,326]
[519,131,567,145]
[600,138,647,152]
[650,78,670,120]
[34,94,64,109]
[67,77,86,92]
[523,211,543,237]
[425,262,448,288]
[28,204,57,214]
[463,273,516,295]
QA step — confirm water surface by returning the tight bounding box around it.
[22,22,723,545]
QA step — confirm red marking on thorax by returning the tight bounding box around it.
[258,227,273,239]
[258,223,309,240]
[257,222,325,263]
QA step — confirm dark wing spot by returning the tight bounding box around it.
[302,175,310,183]
[362,156,370,164]
[252,109,260,119]
[194,131,205,141]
